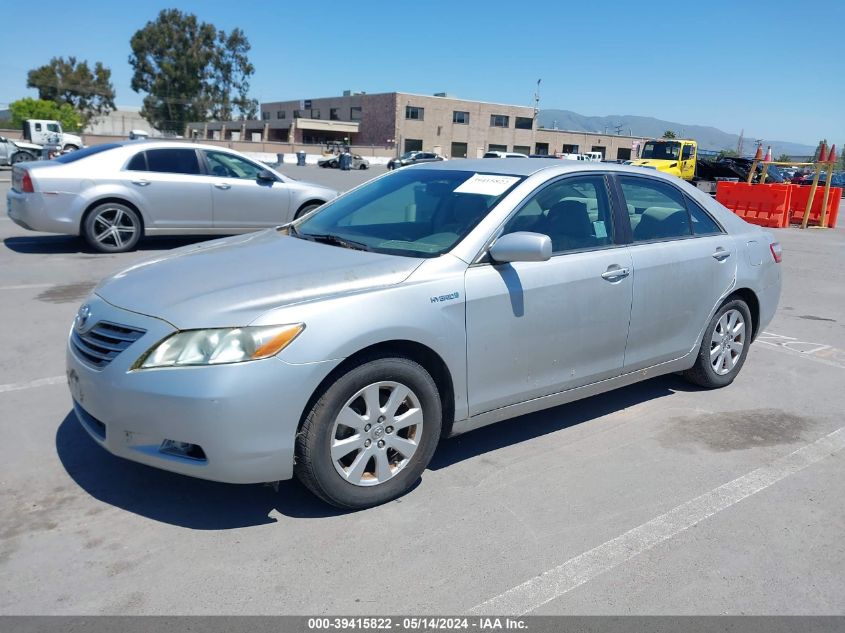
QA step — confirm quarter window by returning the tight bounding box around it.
[405,106,424,120]
[126,152,147,171]
[490,114,509,128]
[145,149,201,175]
[452,111,469,124]
[503,175,614,253]
[687,197,722,235]
[619,177,691,242]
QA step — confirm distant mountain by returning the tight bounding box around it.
[537,109,815,158]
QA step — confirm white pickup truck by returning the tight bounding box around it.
[22,119,83,152]
[0,135,43,166]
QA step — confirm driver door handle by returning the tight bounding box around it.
[131,179,150,186]
[712,248,731,261]
[214,183,231,190]
[601,266,630,281]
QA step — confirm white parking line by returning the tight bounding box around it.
[757,331,845,370]
[0,375,66,393]
[469,426,845,616]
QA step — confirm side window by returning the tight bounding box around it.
[126,152,147,171]
[620,176,691,242]
[35,123,42,132]
[204,151,265,180]
[145,149,201,175]
[47,123,60,133]
[682,144,694,160]
[503,175,614,254]
[686,197,722,235]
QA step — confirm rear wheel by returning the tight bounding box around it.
[683,299,752,388]
[295,356,442,509]
[12,151,35,164]
[82,202,142,253]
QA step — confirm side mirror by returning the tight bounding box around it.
[489,232,552,263]
[257,169,277,183]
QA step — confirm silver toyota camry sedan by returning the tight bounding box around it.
[7,141,337,252]
[66,159,781,508]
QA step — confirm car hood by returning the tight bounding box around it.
[95,230,424,328]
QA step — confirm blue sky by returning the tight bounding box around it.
[1,0,842,146]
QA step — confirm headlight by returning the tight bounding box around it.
[134,324,304,369]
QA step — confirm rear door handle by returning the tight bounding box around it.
[131,179,150,186]
[601,266,630,282]
[712,248,731,261]
[214,183,231,190]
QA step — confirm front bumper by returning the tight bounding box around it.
[66,294,341,484]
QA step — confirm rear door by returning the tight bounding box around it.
[123,148,212,230]
[201,150,291,229]
[616,175,736,371]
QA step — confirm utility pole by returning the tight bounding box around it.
[736,128,744,156]
[532,79,541,154]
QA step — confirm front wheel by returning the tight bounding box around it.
[82,202,142,253]
[12,151,35,164]
[683,299,752,388]
[295,356,442,509]
[294,202,322,219]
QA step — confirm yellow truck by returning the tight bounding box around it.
[631,139,698,180]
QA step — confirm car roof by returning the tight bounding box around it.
[406,157,671,179]
[102,140,245,152]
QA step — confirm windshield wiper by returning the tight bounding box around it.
[300,233,372,252]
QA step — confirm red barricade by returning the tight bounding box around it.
[715,182,792,228]
[788,185,841,228]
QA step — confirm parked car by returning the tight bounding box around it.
[7,141,338,252]
[797,172,845,187]
[387,151,444,170]
[67,159,781,508]
[318,153,370,170]
[483,151,528,158]
[0,135,42,166]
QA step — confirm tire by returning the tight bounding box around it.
[683,298,752,389]
[359,164,368,170]
[294,202,322,219]
[82,202,142,253]
[12,151,35,164]
[295,356,442,509]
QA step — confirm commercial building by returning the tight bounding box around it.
[186,91,646,160]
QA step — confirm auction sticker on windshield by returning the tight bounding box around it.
[454,174,520,196]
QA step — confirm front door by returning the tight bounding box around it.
[465,174,633,416]
[680,143,697,180]
[202,150,291,229]
[617,175,737,371]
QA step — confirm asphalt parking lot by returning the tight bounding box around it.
[1,165,844,615]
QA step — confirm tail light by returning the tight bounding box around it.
[770,242,782,263]
[21,170,34,193]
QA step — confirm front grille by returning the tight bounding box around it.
[71,321,146,369]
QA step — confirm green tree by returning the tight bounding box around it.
[776,153,792,163]
[662,130,677,139]
[9,98,82,132]
[811,139,828,162]
[718,149,739,159]
[26,56,115,127]
[129,9,257,133]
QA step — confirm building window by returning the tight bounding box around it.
[535,142,549,155]
[405,106,424,120]
[452,110,469,124]
[293,110,302,119]
[276,110,285,119]
[562,144,578,154]
[350,107,362,121]
[450,142,468,158]
[591,145,606,159]
[311,109,321,119]
[261,111,270,120]
[490,114,510,128]
[404,138,423,153]
[330,108,340,121]
[488,144,507,152]
[515,116,533,130]
[513,145,531,155]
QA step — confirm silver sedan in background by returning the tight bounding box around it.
[6,141,338,252]
[66,159,781,508]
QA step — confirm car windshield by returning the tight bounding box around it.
[53,144,121,163]
[641,141,681,160]
[294,169,524,258]
[399,151,417,160]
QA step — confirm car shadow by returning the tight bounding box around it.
[56,374,699,529]
[4,235,224,255]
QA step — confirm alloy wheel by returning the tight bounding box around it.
[710,309,746,375]
[91,207,138,250]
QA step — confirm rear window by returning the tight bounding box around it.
[53,144,121,164]
[146,148,201,175]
